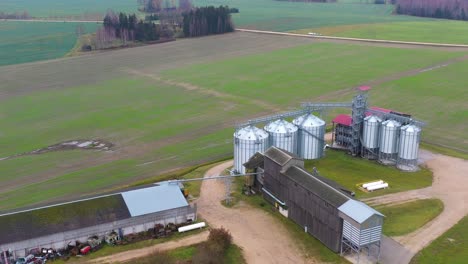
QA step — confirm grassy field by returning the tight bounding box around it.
[162,42,467,151]
[304,150,433,198]
[1,0,137,18]
[375,199,444,237]
[293,20,468,44]
[1,34,464,210]
[194,0,425,32]
[0,21,99,66]
[410,215,468,264]
[130,243,246,264]
[369,59,468,152]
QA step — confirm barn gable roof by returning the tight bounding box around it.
[243,152,265,170]
[338,199,384,224]
[282,166,350,207]
[264,146,302,166]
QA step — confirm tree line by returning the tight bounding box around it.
[274,0,336,2]
[182,6,234,37]
[94,11,175,49]
[0,11,31,19]
[395,0,468,21]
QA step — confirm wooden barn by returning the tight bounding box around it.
[244,147,383,255]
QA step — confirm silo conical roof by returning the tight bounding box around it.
[234,125,268,141]
[293,113,325,128]
[264,119,298,133]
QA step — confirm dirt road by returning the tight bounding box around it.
[364,150,468,264]
[236,29,468,50]
[89,231,209,263]
[197,161,312,264]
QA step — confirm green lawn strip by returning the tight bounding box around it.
[292,20,468,44]
[410,215,468,264]
[420,143,468,160]
[375,199,444,237]
[163,42,464,107]
[224,244,247,264]
[305,150,433,199]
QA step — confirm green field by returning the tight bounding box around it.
[293,20,468,44]
[1,0,137,18]
[195,0,425,31]
[410,215,468,264]
[163,42,467,150]
[375,199,444,237]
[0,21,99,66]
[0,33,465,210]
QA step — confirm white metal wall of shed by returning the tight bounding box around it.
[342,220,382,247]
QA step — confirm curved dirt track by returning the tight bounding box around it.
[197,161,312,264]
[364,150,468,264]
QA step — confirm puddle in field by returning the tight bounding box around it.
[0,139,113,161]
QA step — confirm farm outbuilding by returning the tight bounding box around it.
[0,182,196,258]
[244,146,383,258]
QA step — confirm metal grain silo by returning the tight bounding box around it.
[378,120,401,165]
[397,124,421,171]
[292,113,326,159]
[264,119,298,154]
[233,125,269,174]
[361,115,382,159]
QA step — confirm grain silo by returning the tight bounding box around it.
[264,119,298,154]
[292,113,326,159]
[397,124,421,171]
[361,115,382,159]
[234,125,269,174]
[378,120,401,165]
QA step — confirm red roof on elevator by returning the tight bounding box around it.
[332,114,352,126]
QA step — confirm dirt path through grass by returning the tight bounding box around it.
[362,150,468,264]
[88,231,209,263]
[123,68,281,112]
[198,161,311,264]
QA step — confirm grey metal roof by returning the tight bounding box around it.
[122,182,188,217]
[282,166,350,208]
[243,152,265,170]
[338,199,384,224]
[264,146,301,166]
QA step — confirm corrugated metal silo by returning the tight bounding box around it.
[378,120,401,165]
[361,115,382,159]
[397,124,421,171]
[292,113,326,159]
[233,125,269,174]
[264,119,298,154]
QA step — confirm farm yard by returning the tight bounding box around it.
[1,32,467,210]
[1,1,468,263]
